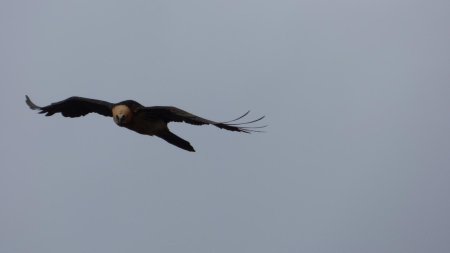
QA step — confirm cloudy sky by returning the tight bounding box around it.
[1,0,450,252]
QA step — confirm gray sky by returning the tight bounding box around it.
[2,0,450,252]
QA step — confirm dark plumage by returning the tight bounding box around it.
[26,95,266,152]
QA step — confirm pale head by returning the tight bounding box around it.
[112,105,132,125]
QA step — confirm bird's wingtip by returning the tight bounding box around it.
[25,95,41,110]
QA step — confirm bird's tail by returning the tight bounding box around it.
[156,131,195,152]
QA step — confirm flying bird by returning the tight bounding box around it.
[25,95,265,152]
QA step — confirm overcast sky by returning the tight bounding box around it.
[2,0,450,252]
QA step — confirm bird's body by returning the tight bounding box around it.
[26,96,265,152]
[126,115,167,136]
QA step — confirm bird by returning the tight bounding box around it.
[25,95,265,152]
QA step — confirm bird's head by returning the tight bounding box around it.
[112,104,132,126]
[112,100,143,126]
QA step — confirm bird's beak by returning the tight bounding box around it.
[114,115,124,125]
[120,114,129,124]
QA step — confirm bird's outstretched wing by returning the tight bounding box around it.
[25,95,113,117]
[137,106,266,133]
